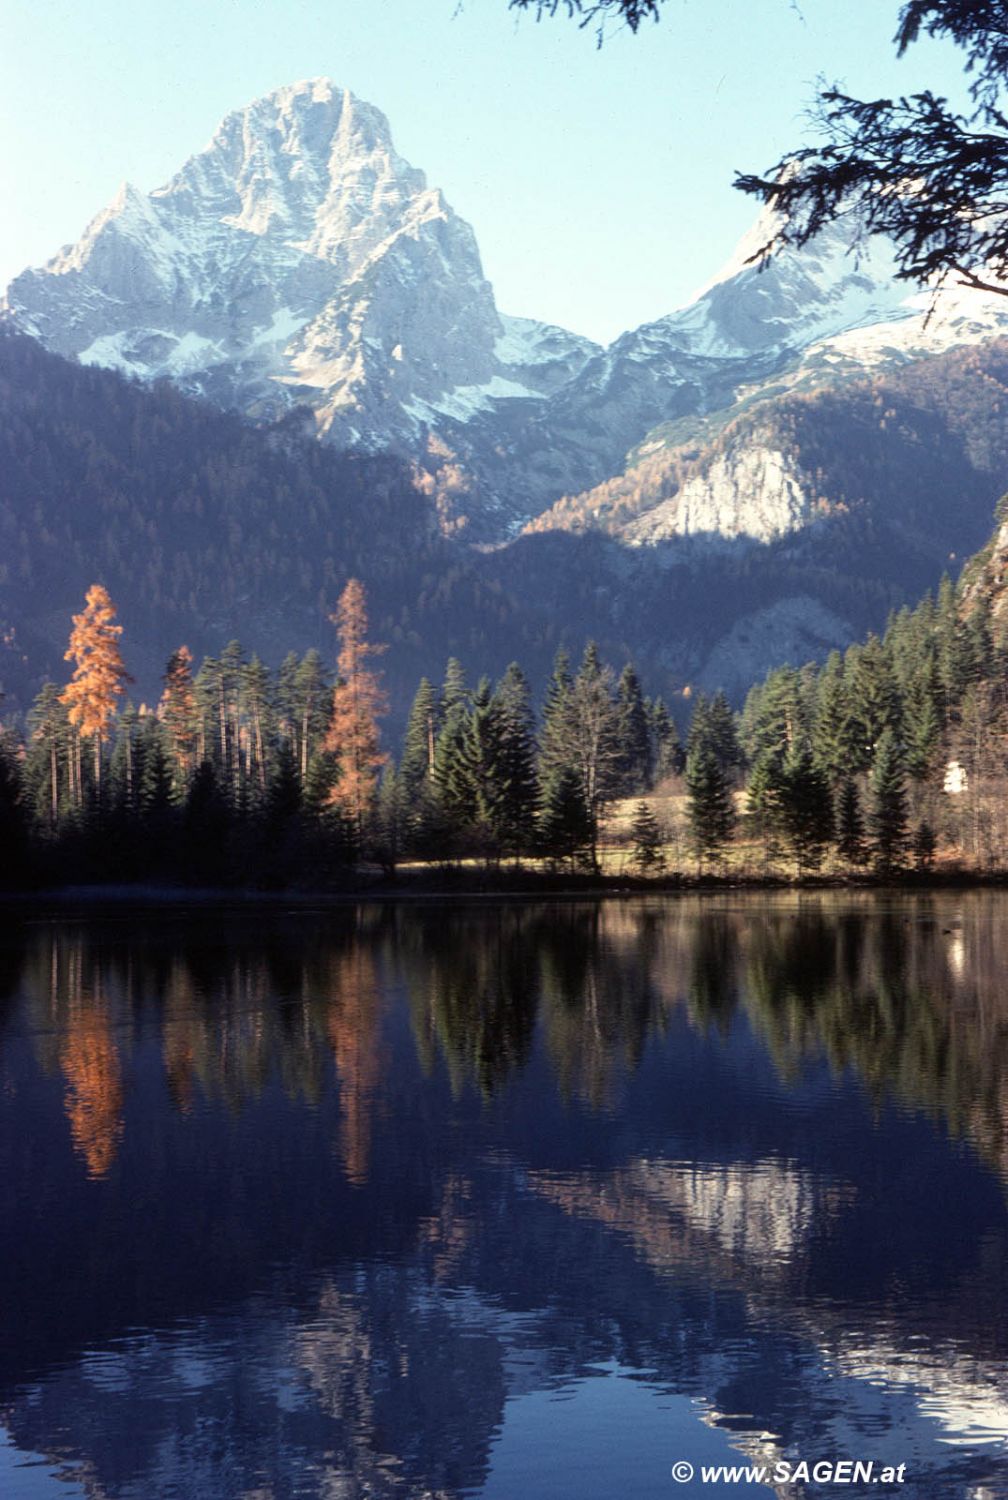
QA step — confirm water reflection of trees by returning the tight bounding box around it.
[3,895,1008,1182]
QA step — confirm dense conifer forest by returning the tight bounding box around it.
[1,550,1006,890]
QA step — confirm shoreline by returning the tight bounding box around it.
[1,866,1006,911]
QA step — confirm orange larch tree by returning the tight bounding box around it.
[323,579,387,843]
[61,584,132,802]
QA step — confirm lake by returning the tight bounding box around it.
[0,893,1006,1499]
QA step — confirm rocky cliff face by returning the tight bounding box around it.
[7,77,1008,587]
[0,79,597,536]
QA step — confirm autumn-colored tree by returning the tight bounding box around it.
[323,580,387,843]
[159,646,198,788]
[61,585,132,802]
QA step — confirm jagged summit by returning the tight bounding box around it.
[7,78,1008,544]
[1,79,597,532]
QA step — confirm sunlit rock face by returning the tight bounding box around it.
[0,79,597,537]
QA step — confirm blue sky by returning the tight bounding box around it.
[0,0,971,344]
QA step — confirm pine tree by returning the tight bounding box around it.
[741,667,805,765]
[61,584,132,802]
[869,727,909,875]
[371,764,408,876]
[538,647,573,783]
[846,635,899,772]
[628,800,665,874]
[706,690,741,772]
[615,663,651,796]
[565,643,622,871]
[685,744,735,872]
[647,697,683,781]
[903,655,943,780]
[279,649,331,783]
[218,640,247,803]
[913,820,937,871]
[26,682,68,829]
[139,719,175,816]
[490,663,539,857]
[539,765,592,870]
[159,646,198,792]
[401,677,439,797]
[323,579,388,845]
[812,652,856,784]
[265,741,303,823]
[778,741,834,874]
[242,655,273,798]
[746,748,786,868]
[836,777,868,866]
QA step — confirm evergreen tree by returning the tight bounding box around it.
[538,765,592,870]
[812,652,857,784]
[685,744,735,872]
[778,741,834,874]
[913,820,937,871]
[242,654,273,798]
[836,777,868,866]
[139,719,176,816]
[282,649,331,783]
[869,727,909,875]
[537,647,573,783]
[565,643,622,871]
[490,663,539,856]
[432,657,471,839]
[159,646,198,791]
[628,800,665,874]
[615,663,651,795]
[371,764,408,876]
[265,741,303,822]
[846,635,899,771]
[25,682,68,830]
[746,748,786,868]
[741,667,805,765]
[903,655,943,780]
[647,697,683,781]
[401,677,439,797]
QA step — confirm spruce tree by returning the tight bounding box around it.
[846,635,899,772]
[401,677,439,797]
[685,744,735,872]
[491,663,539,857]
[903,656,943,780]
[812,652,856,784]
[539,765,592,870]
[615,663,651,796]
[538,647,573,784]
[778,741,834,874]
[869,728,909,875]
[647,697,683,781]
[746,748,786,868]
[25,682,68,830]
[628,800,665,874]
[913,820,937,871]
[836,777,867,866]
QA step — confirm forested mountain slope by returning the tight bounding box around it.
[0,334,567,715]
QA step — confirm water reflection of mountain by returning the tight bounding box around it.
[0,897,1006,1499]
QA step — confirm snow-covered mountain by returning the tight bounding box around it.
[0,79,596,535]
[7,77,1008,555]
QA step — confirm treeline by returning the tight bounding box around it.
[1,560,1006,890]
[726,573,1008,875]
[0,579,683,889]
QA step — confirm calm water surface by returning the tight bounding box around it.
[1,893,1007,1499]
